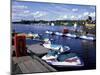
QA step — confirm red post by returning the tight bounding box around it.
[14,34,27,57]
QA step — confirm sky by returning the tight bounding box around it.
[12,0,96,21]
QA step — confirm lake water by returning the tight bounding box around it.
[12,24,96,71]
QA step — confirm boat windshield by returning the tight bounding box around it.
[47,50,58,56]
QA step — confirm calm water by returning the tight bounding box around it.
[12,24,96,71]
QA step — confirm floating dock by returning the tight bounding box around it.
[12,55,57,74]
[27,44,49,56]
[12,44,56,74]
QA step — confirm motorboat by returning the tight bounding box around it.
[79,35,96,40]
[73,22,77,31]
[43,38,70,52]
[42,50,84,67]
[51,23,55,26]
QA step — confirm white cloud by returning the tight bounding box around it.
[32,11,47,18]
[72,8,78,12]
[12,5,28,9]
[71,15,76,19]
[82,12,95,20]
[12,10,31,17]
[89,12,95,17]
[32,11,39,16]
[57,15,67,20]
[12,10,47,20]
[53,5,69,12]
[90,6,95,10]
[23,10,30,14]
[63,15,67,19]
[78,15,82,19]
[83,12,89,16]
[12,5,29,15]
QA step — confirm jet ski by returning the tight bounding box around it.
[55,32,63,36]
[79,35,96,41]
[65,33,77,38]
[42,50,84,67]
[45,31,63,36]
[55,32,67,37]
[45,30,78,38]
[27,32,40,39]
[45,30,55,35]
[45,30,53,34]
[43,44,70,52]
[43,38,70,52]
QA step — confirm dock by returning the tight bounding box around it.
[12,44,56,74]
[12,55,57,74]
[27,44,49,56]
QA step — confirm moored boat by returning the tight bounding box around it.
[45,30,55,35]
[65,33,77,38]
[42,50,84,67]
[55,32,63,36]
[45,30,53,34]
[45,30,78,38]
[27,32,40,39]
[43,38,70,52]
[79,35,96,40]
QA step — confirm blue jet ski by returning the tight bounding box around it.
[42,50,84,67]
[43,38,70,52]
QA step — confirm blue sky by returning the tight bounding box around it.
[12,0,96,21]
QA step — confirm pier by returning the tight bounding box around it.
[12,45,57,74]
[27,43,49,56]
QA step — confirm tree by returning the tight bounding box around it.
[86,16,92,23]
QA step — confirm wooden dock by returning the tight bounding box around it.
[27,44,49,56]
[12,55,57,74]
[12,44,57,74]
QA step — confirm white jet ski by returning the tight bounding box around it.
[27,32,39,39]
[45,30,53,34]
[45,30,77,38]
[43,38,70,52]
[79,35,96,41]
[42,50,84,67]
[55,32,63,36]
[65,33,77,38]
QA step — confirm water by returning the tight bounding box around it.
[12,24,96,71]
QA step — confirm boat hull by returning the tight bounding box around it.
[42,52,84,67]
[79,36,96,41]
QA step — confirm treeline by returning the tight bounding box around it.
[12,16,96,26]
[12,20,86,26]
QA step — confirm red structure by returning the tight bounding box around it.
[14,34,27,57]
[63,28,69,34]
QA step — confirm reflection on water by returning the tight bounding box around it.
[12,24,96,70]
[81,40,96,69]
